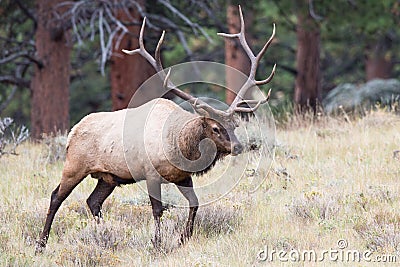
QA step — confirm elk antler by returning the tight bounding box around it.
[123,6,275,118]
[122,18,230,118]
[218,5,276,114]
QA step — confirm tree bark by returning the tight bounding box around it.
[110,3,155,111]
[224,4,252,105]
[365,36,393,81]
[294,4,321,113]
[31,0,70,139]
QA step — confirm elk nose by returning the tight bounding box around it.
[232,143,243,155]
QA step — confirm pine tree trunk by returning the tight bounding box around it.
[365,37,393,81]
[110,2,155,111]
[224,4,252,105]
[31,0,70,139]
[294,6,321,113]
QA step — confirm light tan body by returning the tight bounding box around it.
[63,98,197,187]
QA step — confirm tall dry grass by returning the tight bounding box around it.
[0,110,399,266]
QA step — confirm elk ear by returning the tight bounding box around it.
[201,117,208,129]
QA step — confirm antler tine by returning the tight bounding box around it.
[163,68,171,88]
[255,63,276,86]
[233,101,263,113]
[122,18,158,72]
[218,5,276,114]
[217,5,255,63]
[123,17,231,118]
[233,89,271,112]
[155,30,165,71]
[256,23,275,62]
[122,18,189,96]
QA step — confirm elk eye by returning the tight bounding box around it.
[212,127,220,135]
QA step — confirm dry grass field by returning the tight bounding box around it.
[1,110,399,266]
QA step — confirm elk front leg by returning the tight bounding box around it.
[176,176,198,244]
[147,179,163,249]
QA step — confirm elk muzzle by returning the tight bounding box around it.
[232,142,243,156]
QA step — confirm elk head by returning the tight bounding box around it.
[123,5,275,158]
[202,117,242,156]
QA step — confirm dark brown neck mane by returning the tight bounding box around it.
[177,117,227,176]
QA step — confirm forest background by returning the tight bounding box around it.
[1,0,399,139]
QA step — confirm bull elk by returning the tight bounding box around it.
[36,5,276,253]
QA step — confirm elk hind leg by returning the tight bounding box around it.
[36,171,87,254]
[87,176,116,221]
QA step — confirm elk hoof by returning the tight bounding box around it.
[34,240,46,255]
[151,237,161,250]
[94,215,103,224]
[179,233,189,246]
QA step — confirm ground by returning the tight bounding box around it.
[0,110,399,266]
